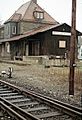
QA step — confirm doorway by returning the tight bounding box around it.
[29,41,40,56]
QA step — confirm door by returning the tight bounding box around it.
[26,44,29,56]
[34,41,40,56]
[29,41,40,56]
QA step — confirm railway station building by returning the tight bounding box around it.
[0,0,82,62]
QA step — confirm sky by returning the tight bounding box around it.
[0,0,82,32]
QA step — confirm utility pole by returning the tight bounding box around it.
[69,0,76,95]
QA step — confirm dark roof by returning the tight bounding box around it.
[0,23,82,43]
[0,24,56,42]
[51,23,82,35]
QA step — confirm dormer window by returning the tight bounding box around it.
[12,26,16,35]
[33,11,44,20]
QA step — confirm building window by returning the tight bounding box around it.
[81,49,82,56]
[12,26,16,34]
[39,12,44,19]
[59,40,66,48]
[33,11,44,20]
[6,42,10,53]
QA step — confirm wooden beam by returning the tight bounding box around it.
[69,0,76,95]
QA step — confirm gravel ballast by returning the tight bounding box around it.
[0,62,81,107]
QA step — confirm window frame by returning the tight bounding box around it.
[12,26,16,35]
[6,42,10,53]
[59,40,66,48]
[33,11,44,20]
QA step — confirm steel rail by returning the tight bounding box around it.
[30,90,82,117]
[0,79,81,120]
[0,100,27,120]
[22,89,82,119]
[0,97,40,120]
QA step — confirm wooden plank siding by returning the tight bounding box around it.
[41,30,70,57]
[9,29,73,59]
[0,23,81,60]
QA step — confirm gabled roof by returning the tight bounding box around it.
[0,24,56,42]
[16,1,31,18]
[5,1,31,22]
[5,0,58,25]
[51,23,82,35]
[0,23,82,43]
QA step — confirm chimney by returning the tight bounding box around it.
[32,0,37,4]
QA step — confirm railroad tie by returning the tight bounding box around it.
[36,111,62,119]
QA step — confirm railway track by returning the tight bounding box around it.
[0,79,81,120]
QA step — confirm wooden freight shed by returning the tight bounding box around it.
[0,23,81,61]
